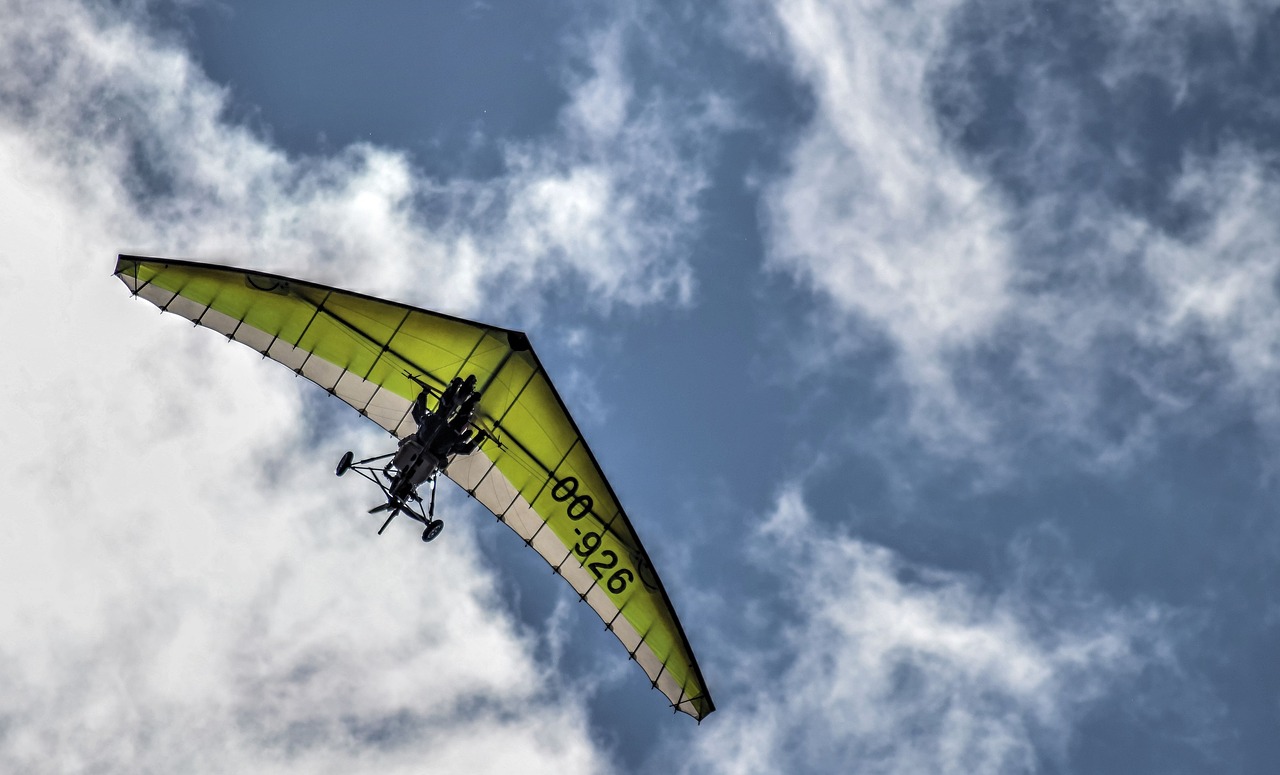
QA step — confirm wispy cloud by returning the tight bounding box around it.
[759,0,1016,458]
[493,22,709,313]
[751,0,1280,472]
[0,0,710,320]
[686,486,1166,775]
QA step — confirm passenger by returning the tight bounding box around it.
[410,386,432,425]
[437,377,464,414]
[454,392,480,425]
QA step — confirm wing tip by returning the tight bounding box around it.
[507,330,531,352]
[671,692,716,723]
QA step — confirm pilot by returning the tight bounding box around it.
[459,374,478,398]
[452,376,477,413]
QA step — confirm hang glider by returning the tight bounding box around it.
[113,255,713,721]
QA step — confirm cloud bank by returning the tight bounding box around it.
[0,0,720,769]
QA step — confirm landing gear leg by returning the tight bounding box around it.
[421,476,443,542]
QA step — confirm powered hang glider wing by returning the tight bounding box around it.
[113,255,714,721]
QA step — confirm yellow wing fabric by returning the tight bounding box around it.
[114,255,714,721]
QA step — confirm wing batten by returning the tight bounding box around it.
[113,254,715,720]
[359,307,413,382]
[452,328,491,384]
[304,298,448,395]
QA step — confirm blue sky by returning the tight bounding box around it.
[1,0,1278,772]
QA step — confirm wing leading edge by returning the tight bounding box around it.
[113,255,715,721]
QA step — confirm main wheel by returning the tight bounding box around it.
[421,519,444,542]
[336,451,354,476]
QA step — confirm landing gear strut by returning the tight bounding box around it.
[420,476,443,541]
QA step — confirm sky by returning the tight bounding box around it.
[1,0,1278,772]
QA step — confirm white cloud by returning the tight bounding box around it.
[752,0,1280,470]
[687,487,1161,775]
[759,0,1015,456]
[1139,148,1280,428]
[1108,0,1280,55]
[0,0,706,320]
[496,22,709,313]
[0,0,721,769]
[0,103,607,775]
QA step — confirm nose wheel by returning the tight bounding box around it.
[421,519,444,542]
